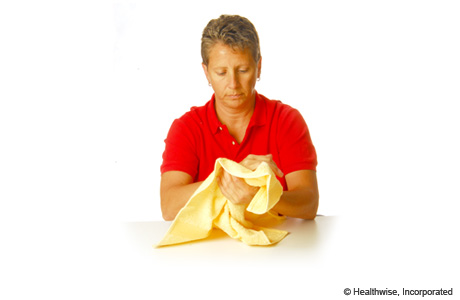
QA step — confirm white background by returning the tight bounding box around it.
[1,0,459,299]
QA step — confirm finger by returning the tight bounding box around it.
[240,155,269,170]
[217,170,229,191]
[219,171,240,202]
[217,173,232,200]
[216,173,224,190]
[260,155,284,177]
[268,161,284,177]
[222,169,234,183]
[254,155,284,177]
[240,154,284,177]
[219,170,231,189]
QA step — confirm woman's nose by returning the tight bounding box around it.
[228,72,240,88]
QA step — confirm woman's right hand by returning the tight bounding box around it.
[239,154,284,178]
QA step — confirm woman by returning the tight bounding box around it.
[160,15,318,221]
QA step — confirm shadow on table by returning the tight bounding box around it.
[122,216,335,260]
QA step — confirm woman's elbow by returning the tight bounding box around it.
[162,214,175,221]
[302,194,319,220]
[161,197,176,221]
[161,205,177,221]
[302,211,317,220]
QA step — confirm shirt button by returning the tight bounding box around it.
[219,127,222,131]
[232,141,236,145]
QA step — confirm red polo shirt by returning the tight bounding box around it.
[160,92,317,190]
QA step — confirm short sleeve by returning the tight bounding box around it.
[278,108,317,174]
[160,118,199,178]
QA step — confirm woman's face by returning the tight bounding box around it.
[202,43,261,110]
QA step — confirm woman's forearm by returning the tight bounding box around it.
[160,171,203,221]
[273,186,319,219]
[161,181,202,221]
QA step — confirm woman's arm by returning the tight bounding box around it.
[273,169,319,219]
[218,154,319,219]
[160,171,202,221]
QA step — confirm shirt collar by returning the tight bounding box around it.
[249,91,267,127]
[208,91,266,134]
[208,94,222,134]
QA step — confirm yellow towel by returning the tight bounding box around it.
[157,158,289,247]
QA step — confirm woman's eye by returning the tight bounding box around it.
[239,69,248,73]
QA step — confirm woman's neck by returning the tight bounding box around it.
[215,96,256,143]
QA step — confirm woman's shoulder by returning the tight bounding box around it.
[257,93,302,118]
[174,99,212,125]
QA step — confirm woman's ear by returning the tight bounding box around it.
[257,56,262,80]
[202,63,210,84]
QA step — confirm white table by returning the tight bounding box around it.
[113,214,459,299]
[122,216,337,262]
[115,216,340,298]
[17,214,453,299]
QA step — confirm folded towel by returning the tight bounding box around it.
[157,158,289,247]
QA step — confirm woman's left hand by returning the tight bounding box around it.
[217,168,260,205]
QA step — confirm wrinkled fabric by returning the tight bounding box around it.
[157,158,288,247]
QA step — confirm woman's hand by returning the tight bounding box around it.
[217,168,260,205]
[239,154,284,178]
[216,154,283,205]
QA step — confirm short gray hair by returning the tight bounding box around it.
[201,15,261,66]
